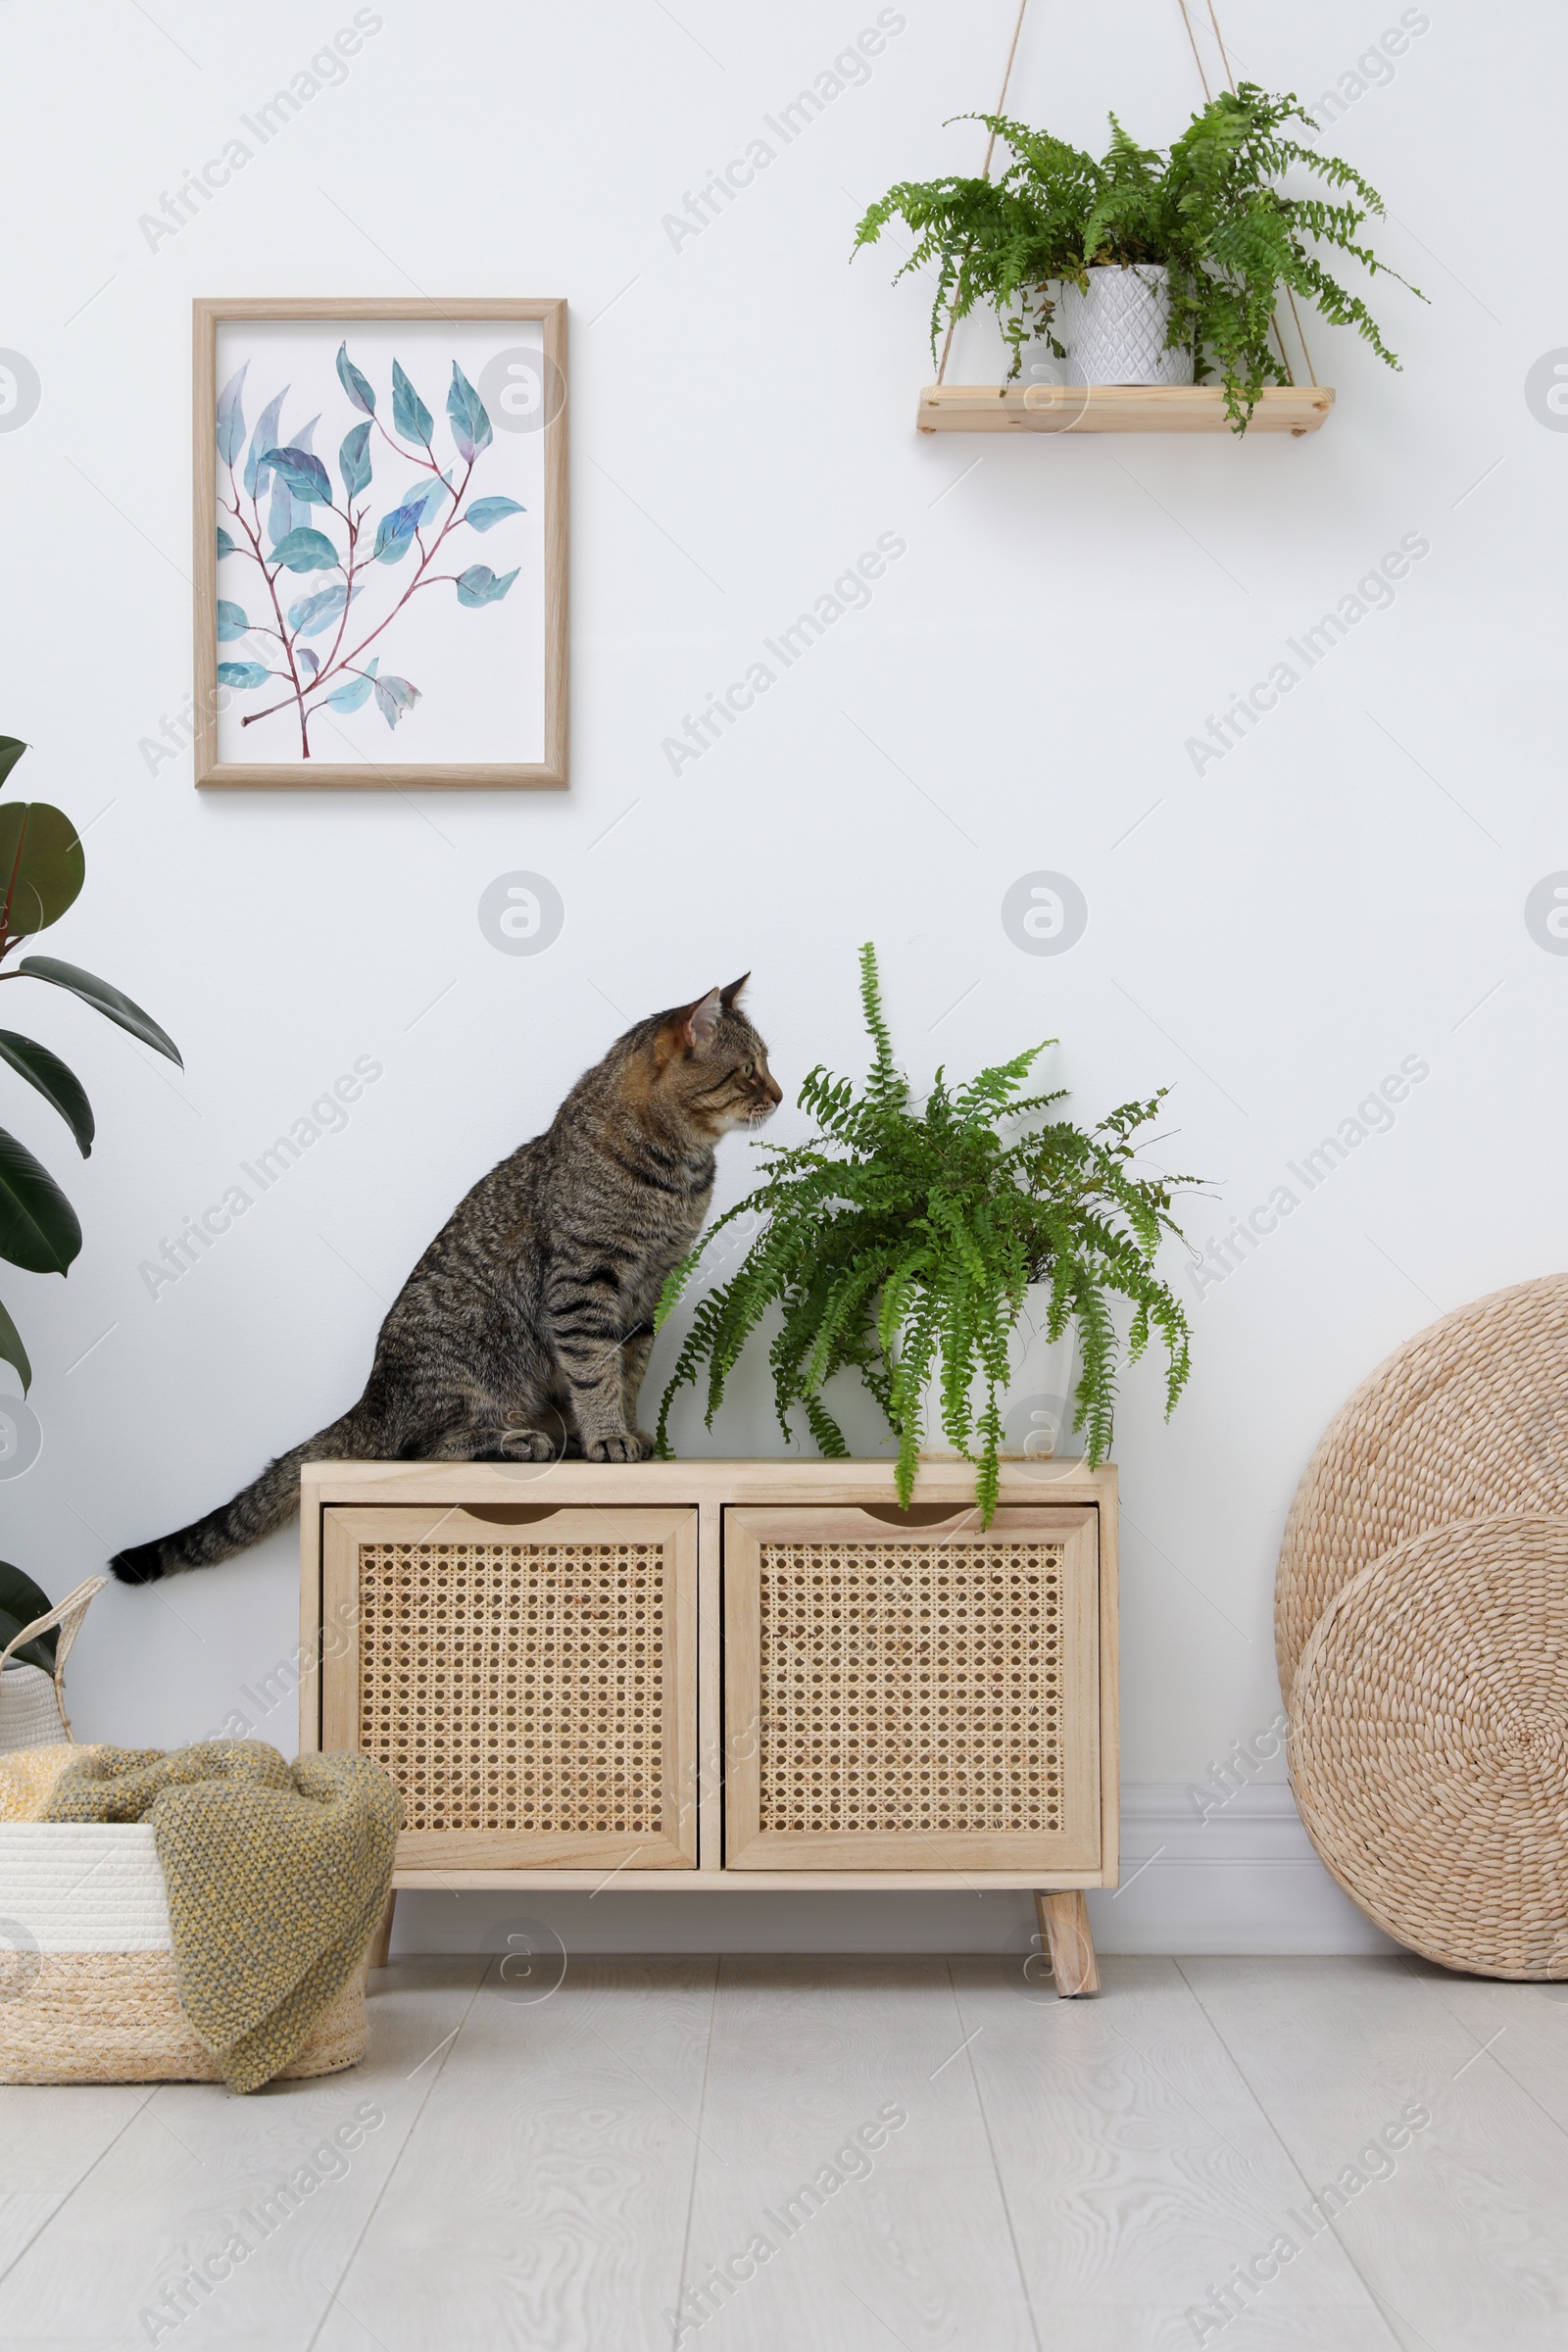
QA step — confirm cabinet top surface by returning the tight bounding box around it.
[302,1457,1116,1508]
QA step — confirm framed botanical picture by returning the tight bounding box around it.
[192,298,566,789]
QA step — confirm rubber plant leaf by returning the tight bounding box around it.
[0,1127,81,1273]
[0,1560,56,1666]
[0,740,26,790]
[15,957,181,1065]
[0,804,85,937]
[0,1300,30,1396]
[0,1031,93,1155]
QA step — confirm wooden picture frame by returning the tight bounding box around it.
[193,298,567,791]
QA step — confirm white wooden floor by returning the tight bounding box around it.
[1,1954,1564,2350]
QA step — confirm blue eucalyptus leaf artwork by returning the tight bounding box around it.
[269,526,340,573]
[264,446,332,507]
[371,501,423,564]
[243,387,289,499]
[286,583,362,637]
[455,564,519,608]
[400,472,452,530]
[216,364,249,466]
[447,365,493,463]
[373,675,421,730]
[339,421,372,501]
[336,342,376,416]
[462,496,525,532]
[216,341,530,759]
[391,360,434,449]
[325,657,379,712]
[266,468,294,549]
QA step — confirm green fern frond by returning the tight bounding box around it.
[657,946,1202,1523]
[854,79,1425,422]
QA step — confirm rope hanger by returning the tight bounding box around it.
[934,0,1317,388]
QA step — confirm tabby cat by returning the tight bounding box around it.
[112,978,780,1584]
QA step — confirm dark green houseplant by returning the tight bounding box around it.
[0,1559,60,1672]
[855,83,1423,428]
[656,945,1198,1521]
[0,735,181,1391]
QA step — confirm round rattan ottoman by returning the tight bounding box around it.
[1289,1513,1568,1979]
[1276,1274,1568,1700]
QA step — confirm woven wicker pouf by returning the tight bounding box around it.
[1289,1512,1568,1979]
[1276,1274,1568,1699]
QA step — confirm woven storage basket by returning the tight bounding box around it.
[1289,1512,1568,1979]
[1276,1274,1568,1699]
[0,1823,368,2084]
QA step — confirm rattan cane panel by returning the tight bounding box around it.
[757,1539,1067,1836]
[357,1541,665,1835]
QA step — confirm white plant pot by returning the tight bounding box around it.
[918,1294,1089,1470]
[1052,264,1194,387]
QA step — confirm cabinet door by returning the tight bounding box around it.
[724,1505,1100,1872]
[321,1505,697,1870]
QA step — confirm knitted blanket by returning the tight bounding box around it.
[43,1741,400,2093]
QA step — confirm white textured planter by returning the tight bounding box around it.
[919,1296,1088,1468]
[1053,264,1194,387]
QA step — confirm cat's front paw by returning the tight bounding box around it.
[585,1431,653,1464]
[497,1428,559,1462]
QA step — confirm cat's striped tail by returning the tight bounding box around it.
[110,1411,364,1584]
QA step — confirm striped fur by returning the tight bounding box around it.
[112,979,779,1584]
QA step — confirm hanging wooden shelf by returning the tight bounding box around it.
[916,383,1335,435]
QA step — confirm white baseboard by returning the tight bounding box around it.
[392,1782,1396,1959]
[1092,1782,1396,1956]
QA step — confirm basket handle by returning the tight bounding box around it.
[1,1574,108,1736]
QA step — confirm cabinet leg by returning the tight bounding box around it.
[1036,1890,1100,1998]
[368,1890,397,1973]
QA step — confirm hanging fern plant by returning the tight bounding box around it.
[656,945,1200,1522]
[855,83,1424,428]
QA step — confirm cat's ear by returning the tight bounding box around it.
[662,987,722,1057]
[719,973,750,1008]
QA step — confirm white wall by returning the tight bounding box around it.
[1,0,1559,1955]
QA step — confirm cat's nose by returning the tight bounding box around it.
[765,1076,782,1104]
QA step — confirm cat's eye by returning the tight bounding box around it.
[740,1059,754,1077]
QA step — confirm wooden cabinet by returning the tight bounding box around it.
[301,1461,1117,1992]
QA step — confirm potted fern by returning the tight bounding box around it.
[854,83,1423,428]
[655,946,1198,1521]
